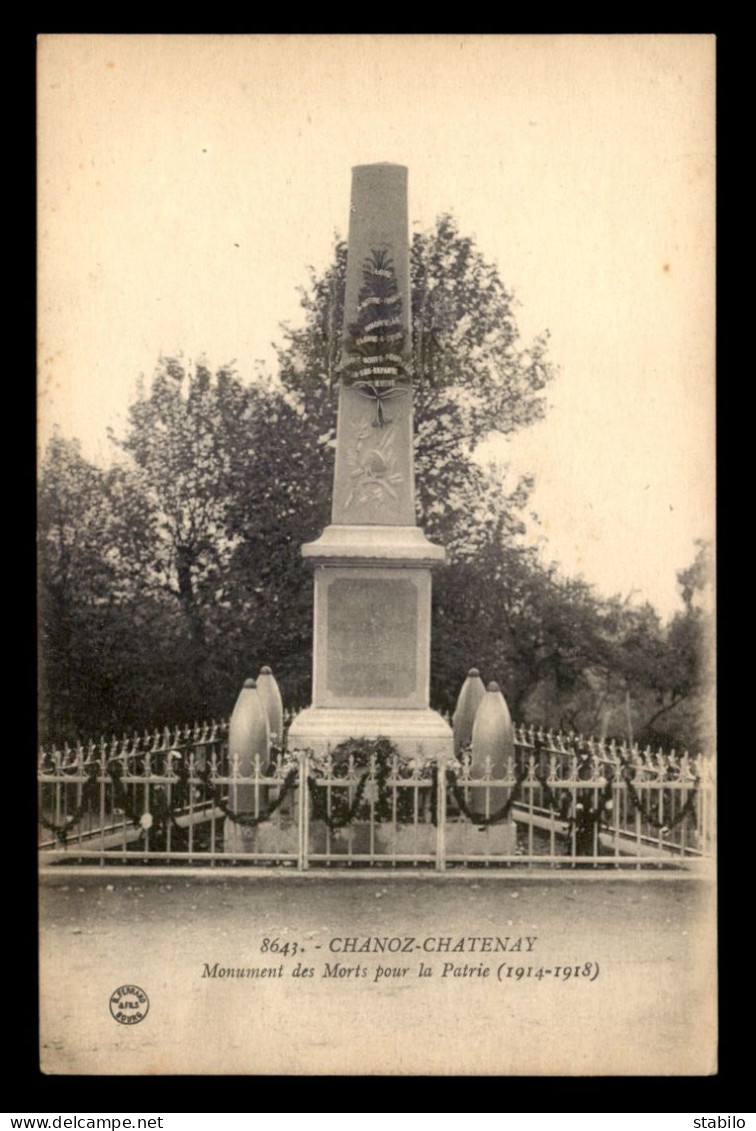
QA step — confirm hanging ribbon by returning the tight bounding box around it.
[351,381,409,428]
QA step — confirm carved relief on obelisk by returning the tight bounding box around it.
[332,165,415,526]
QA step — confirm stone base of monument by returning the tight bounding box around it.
[443,818,517,857]
[302,821,515,859]
[222,815,516,860]
[307,821,436,858]
[223,818,299,857]
[286,707,453,759]
[309,822,415,856]
[372,822,517,858]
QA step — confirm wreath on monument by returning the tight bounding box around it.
[341,249,411,428]
[306,737,440,829]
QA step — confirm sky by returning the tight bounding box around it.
[38,34,715,621]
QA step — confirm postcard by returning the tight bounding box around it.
[38,34,716,1076]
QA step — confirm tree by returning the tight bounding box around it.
[640,541,713,749]
[38,436,159,739]
[539,542,715,750]
[410,215,552,440]
[112,358,247,622]
[431,510,622,727]
[276,214,555,544]
[41,218,708,753]
[108,355,340,716]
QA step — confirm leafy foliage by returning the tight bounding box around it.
[39,436,158,737]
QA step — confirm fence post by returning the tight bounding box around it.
[298,749,309,872]
[702,753,715,862]
[436,758,446,872]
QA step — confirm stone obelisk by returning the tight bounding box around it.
[287,164,453,758]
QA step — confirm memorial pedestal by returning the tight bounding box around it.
[287,525,452,758]
[287,705,453,758]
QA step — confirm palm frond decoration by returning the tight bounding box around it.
[341,248,411,387]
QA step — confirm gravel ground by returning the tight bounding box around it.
[39,872,716,1076]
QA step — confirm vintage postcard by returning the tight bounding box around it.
[37,34,716,1076]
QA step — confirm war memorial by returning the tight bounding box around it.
[37,39,717,1080]
[38,163,711,873]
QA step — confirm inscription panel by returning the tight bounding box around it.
[326,578,417,699]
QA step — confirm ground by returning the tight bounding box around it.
[39,871,716,1076]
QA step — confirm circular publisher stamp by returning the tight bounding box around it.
[109,984,149,1025]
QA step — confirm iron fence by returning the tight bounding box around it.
[38,723,714,871]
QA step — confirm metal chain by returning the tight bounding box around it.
[307,772,370,830]
[203,767,299,827]
[38,763,102,844]
[447,766,529,826]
